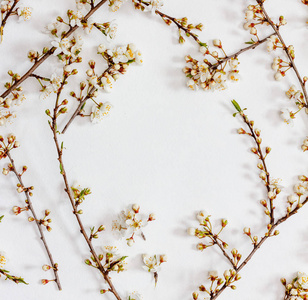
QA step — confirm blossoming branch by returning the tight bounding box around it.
[0,135,61,290]
[0,0,32,43]
[0,0,109,126]
[187,101,308,300]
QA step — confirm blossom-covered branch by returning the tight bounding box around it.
[0,0,32,43]
[188,101,308,300]
[0,135,62,290]
[256,0,308,107]
[0,0,108,125]
[46,58,124,299]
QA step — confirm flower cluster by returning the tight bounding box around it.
[0,134,19,159]
[109,0,127,12]
[113,204,155,246]
[93,20,118,41]
[71,183,91,210]
[142,254,167,286]
[85,246,127,275]
[1,1,32,42]
[187,210,229,252]
[183,40,240,92]
[51,34,84,62]
[132,0,164,13]
[192,269,241,300]
[281,272,308,300]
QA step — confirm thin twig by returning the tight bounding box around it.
[50,78,122,300]
[257,0,308,107]
[210,34,273,71]
[61,65,113,134]
[6,151,62,290]
[241,113,274,224]
[0,0,108,99]
[155,10,201,44]
[210,197,308,300]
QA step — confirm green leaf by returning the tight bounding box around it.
[231,100,242,113]
[61,142,64,150]
[0,215,4,223]
[59,163,64,174]
[245,38,256,45]
[199,42,208,47]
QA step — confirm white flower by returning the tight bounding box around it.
[196,210,208,223]
[51,37,71,56]
[229,58,239,70]
[142,254,161,273]
[134,50,143,65]
[0,251,7,267]
[208,270,218,277]
[187,227,196,236]
[109,0,127,12]
[102,245,119,256]
[187,79,198,91]
[280,108,294,125]
[199,46,207,54]
[107,46,129,64]
[83,17,94,34]
[245,10,254,21]
[70,10,83,27]
[296,272,308,289]
[101,75,114,92]
[40,73,62,101]
[213,39,221,47]
[97,44,106,53]
[91,102,112,124]
[17,6,32,21]
[128,291,143,300]
[228,71,240,82]
[106,21,118,41]
[294,183,308,195]
[44,21,62,36]
[143,0,163,14]
[274,71,284,81]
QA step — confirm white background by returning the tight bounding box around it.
[1,0,308,299]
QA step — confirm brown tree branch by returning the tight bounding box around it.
[0,0,108,99]
[6,151,62,290]
[50,78,122,300]
[257,0,308,107]
[61,65,113,134]
[210,197,308,300]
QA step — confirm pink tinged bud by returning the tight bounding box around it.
[148,213,156,221]
[243,227,251,235]
[268,191,276,200]
[132,203,140,213]
[127,238,134,247]
[42,264,51,271]
[12,206,21,215]
[160,255,167,263]
[187,227,196,236]
[41,279,49,285]
[192,292,199,300]
[237,128,246,134]
[213,39,222,47]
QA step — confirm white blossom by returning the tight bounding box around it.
[91,102,112,123]
[17,6,32,21]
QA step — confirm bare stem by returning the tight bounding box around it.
[0,0,108,99]
[50,80,122,300]
[257,0,308,107]
[6,151,62,290]
[209,34,273,71]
